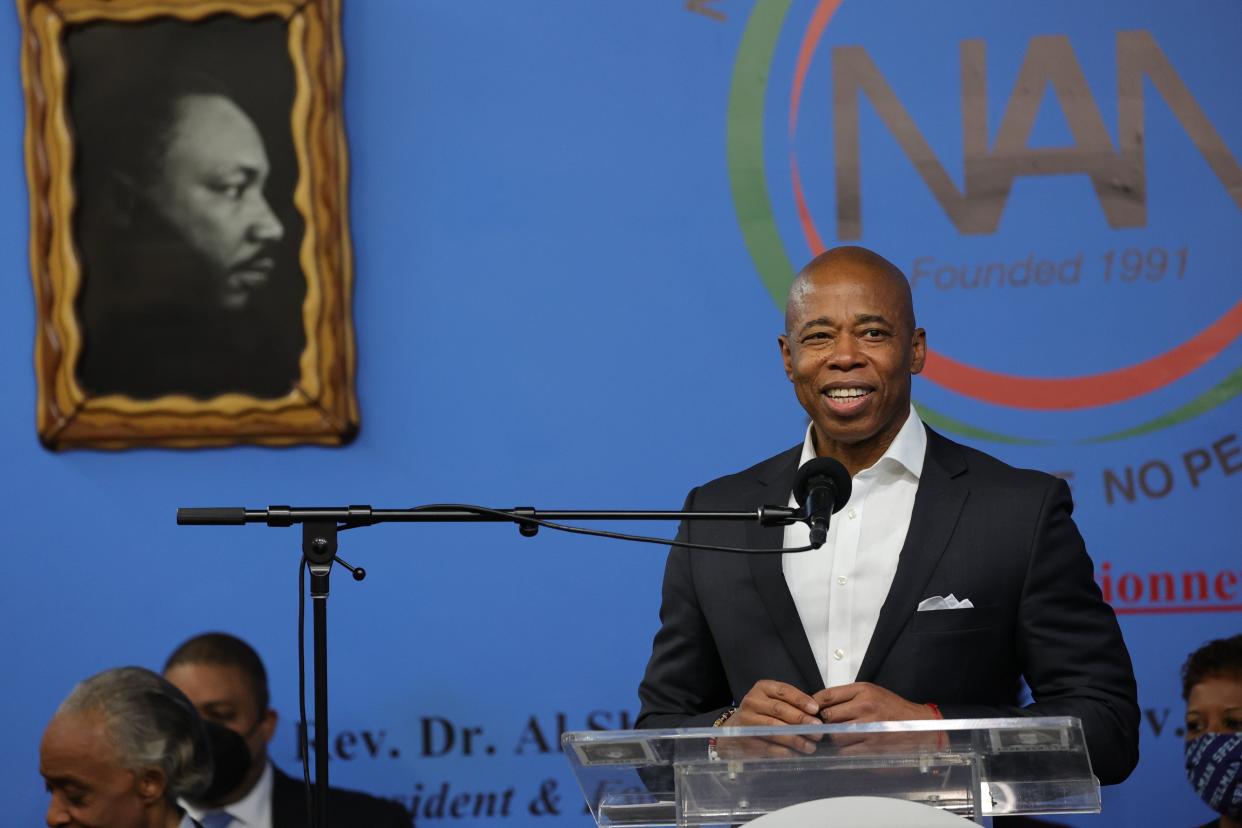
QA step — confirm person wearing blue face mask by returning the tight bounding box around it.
[1183,634,1242,828]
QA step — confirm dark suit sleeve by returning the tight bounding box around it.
[636,487,736,729]
[936,478,1140,785]
[374,797,415,828]
[326,791,412,828]
[271,766,413,828]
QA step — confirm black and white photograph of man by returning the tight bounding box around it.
[67,15,306,400]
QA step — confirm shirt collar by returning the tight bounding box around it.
[182,760,274,827]
[797,404,926,480]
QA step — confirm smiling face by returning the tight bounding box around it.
[778,248,925,475]
[143,94,284,310]
[39,710,161,828]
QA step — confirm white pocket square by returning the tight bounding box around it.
[917,593,974,611]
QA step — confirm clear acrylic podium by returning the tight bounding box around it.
[563,717,1100,826]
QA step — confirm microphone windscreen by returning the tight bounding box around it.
[792,457,852,513]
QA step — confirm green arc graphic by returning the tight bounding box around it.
[725,0,1240,444]
[1080,366,1242,443]
[726,0,797,307]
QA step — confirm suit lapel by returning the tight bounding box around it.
[744,447,825,692]
[856,429,969,683]
[270,766,303,826]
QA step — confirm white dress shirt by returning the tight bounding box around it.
[181,760,274,828]
[782,406,926,689]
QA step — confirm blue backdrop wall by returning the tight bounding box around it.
[2,1,1239,825]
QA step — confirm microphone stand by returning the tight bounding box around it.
[176,503,799,828]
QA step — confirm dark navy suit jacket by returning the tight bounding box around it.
[636,427,1139,784]
[271,767,411,828]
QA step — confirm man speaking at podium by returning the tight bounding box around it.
[636,246,1139,784]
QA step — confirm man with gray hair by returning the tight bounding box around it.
[39,666,215,828]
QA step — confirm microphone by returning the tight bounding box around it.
[792,457,852,549]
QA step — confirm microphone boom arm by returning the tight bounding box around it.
[177,503,802,530]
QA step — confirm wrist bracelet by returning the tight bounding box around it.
[707,707,737,761]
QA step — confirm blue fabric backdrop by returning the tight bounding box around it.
[1,2,1238,825]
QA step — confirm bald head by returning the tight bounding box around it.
[786,246,915,336]
[777,245,926,474]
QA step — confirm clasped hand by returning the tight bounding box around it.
[715,680,937,757]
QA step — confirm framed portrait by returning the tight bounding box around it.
[18,0,358,449]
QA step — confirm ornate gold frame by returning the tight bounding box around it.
[18,0,358,449]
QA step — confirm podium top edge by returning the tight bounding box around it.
[562,715,1082,743]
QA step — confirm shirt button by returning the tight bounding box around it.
[837,576,847,586]
[847,508,857,519]
[833,648,845,661]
